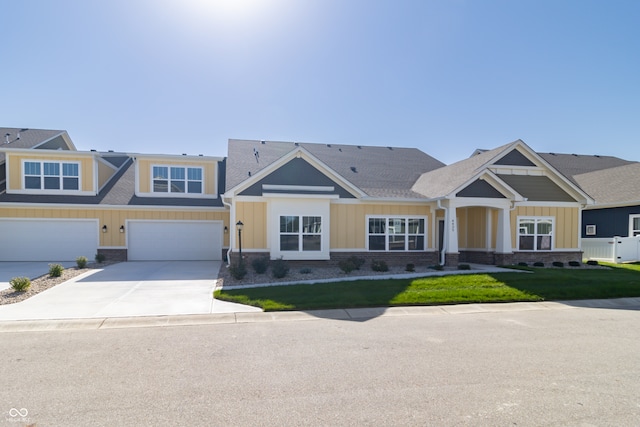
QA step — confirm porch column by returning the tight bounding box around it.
[496,207,512,254]
[444,205,459,266]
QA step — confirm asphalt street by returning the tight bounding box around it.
[1,304,639,426]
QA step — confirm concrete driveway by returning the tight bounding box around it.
[0,261,261,320]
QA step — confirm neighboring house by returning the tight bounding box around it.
[0,127,229,262]
[0,127,600,265]
[223,138,593,266]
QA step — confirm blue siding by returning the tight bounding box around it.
[582,206,640,237]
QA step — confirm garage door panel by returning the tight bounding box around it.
[0,219,98,261]
[128,221,222,261]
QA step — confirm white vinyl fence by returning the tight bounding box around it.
[582,236,640,263]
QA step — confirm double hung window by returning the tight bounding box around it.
[630,215,640,237]
[367,217,426,251]
[24,161,79,190]
[280,215,322,252]
[518,217,553,250]
[152,166,203,194]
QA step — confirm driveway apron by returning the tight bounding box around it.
[0,261,260,320]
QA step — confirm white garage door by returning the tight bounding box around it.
[0,219,98,261]
[128,220,222,261]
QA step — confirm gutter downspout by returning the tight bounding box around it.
[437,199,446,266]
[222,195,233,266]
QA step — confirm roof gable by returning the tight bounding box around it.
[493,149,537,167]
[456,179,507,198]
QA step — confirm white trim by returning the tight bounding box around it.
[150,164,205,195]
[585,224,597,236]
[516,201,582,208]
[629,214,640,237]
[516,216,555,251]
[262,184,335,192]
[262,193,339,200]
[0,201,228,211]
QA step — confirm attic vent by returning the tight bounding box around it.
[199,154,203,157]
[91,149,97,152]
[594,155,600,158]
[16,132,20,140]
[572,153,578,156]
[294,142,299,146]
[338,148,342,152]
[182,153,187,156]
[549,152,556,156]
[108,150,114,152]
[261,140,266,144]
[387,146,393,150]
[350,166,357,173]
[357,146,361,149]
[327,144,331,148]
[4,133,9,144]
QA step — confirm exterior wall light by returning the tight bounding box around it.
[120,225,125,233]
[102,225,108,233]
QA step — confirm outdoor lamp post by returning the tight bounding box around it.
[236,221,244,263]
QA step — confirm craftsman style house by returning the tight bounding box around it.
[0,127,605,266]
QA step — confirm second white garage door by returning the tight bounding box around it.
[127,220,222,261]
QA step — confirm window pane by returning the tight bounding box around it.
[44,162,60,176]
[44,176,60,189]
[63,163,78,177]
[389,218,405,234]
[170,181,185,193]
[187,168,202,180]
[303,216,321,233]
[519,236,534,250]
[369,218,385,234]
[153,180,168,192]
[408,235,424,250]
[519,220,535,235]
[389,235,405,250]
[280,235,299,251]
[25,176,41,189]
[280,216,298,233]
[171,167,185,179]
[63,177,79,190]
[302,235,321,251]
[369,235,385,250]
[187,181,202,193]
[25,162,40,175]
[153,166,168,179]
[537,235,552,250]
[408,219,424,234]
[537,221,553,235]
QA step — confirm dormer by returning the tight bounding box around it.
[134,153,223,199]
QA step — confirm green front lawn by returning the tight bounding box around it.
[214,263,640,311]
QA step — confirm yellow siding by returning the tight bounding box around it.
[8,153,94,191]
[137,159,218,195]
[460,207,487,249]
[0,207,230,248]
[330,203,432,249]
[97,161,115,189]
[510,206,579,249]
[235,201,267,249]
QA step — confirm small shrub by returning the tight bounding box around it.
[518,262,528,267]
[338,259,357,274]
[458,264,471,270]
[533,262,544,267]
[271,258,290,279]
[251,256,270,274]
[49,263,64,277]
[76,256,88,269]
[429,264,444,271]
[371,260,389,272]
[568,261,581,267]
[228,262,248,280]
[95,253,106,263]
[552,261,564,268]
[299,268,312,275]
[347,256,366,270]
[10,277,31,292]
[586,260,599,266]
[405,263,415,272]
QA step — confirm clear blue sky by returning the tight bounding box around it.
[2,0,639,164]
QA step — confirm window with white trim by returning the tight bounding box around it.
[24,161,79,190]
[280,215,322,251]
[518,217,554,251]
[367,217,426,251]
[152,166,203,194]
[630,215,640,237]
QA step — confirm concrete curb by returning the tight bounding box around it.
[1,297,638,333]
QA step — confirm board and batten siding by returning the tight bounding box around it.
[234,201,267,249]
[510,206,579,249]
[457,207,494,250]
[137,159,217,195]
[0,207,230,248]
[8,153,94,192]
[330,203,432,250]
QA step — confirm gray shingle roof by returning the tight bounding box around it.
[226,139,446,198]
[573,162,640,206]
[0,127,68,163]
[539,152,635,186]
